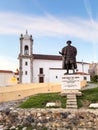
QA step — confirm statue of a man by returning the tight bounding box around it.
[59,40,77,74]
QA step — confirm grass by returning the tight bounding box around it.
[19,87,98,109]
[77,87,98,108]
[19,92,67,108]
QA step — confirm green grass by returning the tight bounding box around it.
[77,87,98,108]
[19,87,98,109]
[19,92,66,108]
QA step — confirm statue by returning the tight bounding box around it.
[59,40,77,74]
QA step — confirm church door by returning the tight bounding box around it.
[39,76,44,83]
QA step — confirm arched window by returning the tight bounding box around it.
[24,45,29,55]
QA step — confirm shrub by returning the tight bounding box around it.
[91,75,98,82]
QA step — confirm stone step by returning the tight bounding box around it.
[67,94,76,97]
[66,93,78,109]
[63,91,80,109]
[66,106,77,109]
[67,100,77,104]
[61,90,82,97]
[67,97,76,100]
[67,99,77,102]
[67,102,77,105]
[66,104,77,109]
[66,107,77,109]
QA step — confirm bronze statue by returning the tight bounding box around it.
[59,40,77,74]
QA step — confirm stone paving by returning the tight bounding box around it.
[1,108,98,130]
[82,82,98,90]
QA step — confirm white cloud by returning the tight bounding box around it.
[0,12,98,43]
[0,56,18,71]
[0,11,98,69]
[83,0,93,21]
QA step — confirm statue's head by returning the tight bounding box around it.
[66,40,72,45]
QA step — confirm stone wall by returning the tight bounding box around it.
[0,108,98,130]
[0,83,61,102]
[0,82,87,103]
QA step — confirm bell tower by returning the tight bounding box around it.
[18,31,33,83]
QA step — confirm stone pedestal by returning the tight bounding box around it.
[62,74,81,90]
[61,74,82,109]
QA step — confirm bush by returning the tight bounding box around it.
[91,75,98,82]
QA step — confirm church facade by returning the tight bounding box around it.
[18,32,90,84]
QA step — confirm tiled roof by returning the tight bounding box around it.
[33,54,89,64]
[0,70,13,73]
[76,72,89,75]
[33,54,62,60]
[0,70,19,75]
[15,72,19,75]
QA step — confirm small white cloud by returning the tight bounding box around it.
[83,0,93,19]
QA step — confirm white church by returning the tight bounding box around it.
[18,31,90,84]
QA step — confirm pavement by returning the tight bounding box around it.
[82,82,98,90]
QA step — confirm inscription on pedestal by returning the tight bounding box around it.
[62,75,81,90]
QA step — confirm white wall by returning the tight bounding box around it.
[33,59,90,83]
[49,69,90,82]
[0,73,17,87]
[22,59,31,83]
[49,69,65,82]
[33,59,62,82]
[77,63,89,73]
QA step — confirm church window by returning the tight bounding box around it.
[24,45,29,55]
[25,71,28,75]
[25,62,28,66]
[39,68,43,74]
[56,76,58,79]
[39,77,44,83]
[84,77,87,80]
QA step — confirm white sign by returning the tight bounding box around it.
[62,75,81,90]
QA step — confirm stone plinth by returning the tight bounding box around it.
[61,74,82,109]
[62,74,81,90]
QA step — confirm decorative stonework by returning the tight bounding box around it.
[1,108,98,129]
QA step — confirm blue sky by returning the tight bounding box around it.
[0,0,98,71]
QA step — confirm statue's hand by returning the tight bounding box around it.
[59,51,62,55]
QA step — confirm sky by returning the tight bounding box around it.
[0,0,98,71]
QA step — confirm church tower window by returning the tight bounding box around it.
[24,45,29,55]
[25,71,28,75]
[25,61,28,66]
